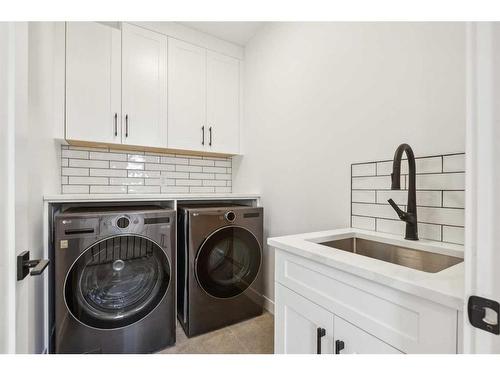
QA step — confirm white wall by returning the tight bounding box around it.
[233,22,466,305]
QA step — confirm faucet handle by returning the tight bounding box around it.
[387,198,407,220]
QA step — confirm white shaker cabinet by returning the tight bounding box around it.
[167,38,207,152]
[275,283,334,354]
[122,23,167,148]
[168,38,241,154]
[66,22,122,144]
[206,51,240,154]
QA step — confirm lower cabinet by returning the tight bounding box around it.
[275,283,401,354]
[274,250,459,354]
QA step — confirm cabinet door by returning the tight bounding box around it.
[122,23,167,148]
[66,22,121,144]
[333,315,402,354]
[167,38,207,152]
[206,51,240,154]
[275,283,334,354]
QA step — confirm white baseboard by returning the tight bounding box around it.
[263,295,275,315]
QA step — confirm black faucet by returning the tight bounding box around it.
[387,143,419,240]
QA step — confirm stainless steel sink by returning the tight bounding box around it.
[319,237,463,273]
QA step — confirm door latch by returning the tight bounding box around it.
[17,251,50,281]
[468,295,500,335]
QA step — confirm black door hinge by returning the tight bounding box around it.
[468,295,500,335]
[17,251,50,281]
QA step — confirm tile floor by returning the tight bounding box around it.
[159,312,274,354]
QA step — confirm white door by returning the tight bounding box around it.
[464,22,500,353]
[206,51,240,154]
[122,23,167,148]
[333,316,401,354]
[66,22,122,144]
[275,283,334,354]
[167,38,207,152]
[0,23,47,354]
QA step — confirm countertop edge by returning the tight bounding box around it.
[44,193,261,203]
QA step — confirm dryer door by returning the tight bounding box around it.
[64,234,170,329]
[195,226,262,299]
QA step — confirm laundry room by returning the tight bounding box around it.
[2,1,500,374]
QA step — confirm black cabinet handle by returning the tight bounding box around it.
[125,114,129,137]
[114,113,118,136]
[316,327,326,354]
[202,126,205,145]
[335,340,345,354]
[209,126,212,146]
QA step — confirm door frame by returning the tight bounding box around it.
[464,22,500,353]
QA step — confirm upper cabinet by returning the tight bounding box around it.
[167,38,207,152]
[122,24,167,148]
[66,22,122,144]
[168,38,241,154]
[206,51,240,154]
[64,22,241,155]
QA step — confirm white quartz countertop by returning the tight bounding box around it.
[268,228,464,310]
[44,193,260,203]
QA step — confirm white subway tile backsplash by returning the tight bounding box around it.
[352,190,376,203]
[442,226,464,245]
[128,186,161,194]
[352,175,405,190]
[62,185,89,194]
[162,156,188,165]
[90,151,126,161]
[176,165,203,173]
[203,166,226,174]
[351,216,376,230]
[90,185,127,194]
[352,152,464,244]
[189,159,215,167]
[443,190,465,208]
[416,173,464,190]
[62,167,89,176]
[352,163,376,177]
[376,219,442,241]
[69,159,109,169]
[417,206,464,226]
[376,190,442,207]
[109,177,144,186]
[176,179,202,186]
[146,163,175,171]
[352,203,404,221]
[443,154,465,172]
[61,146,232,195]
[90,169,127,177]
[161,186,189,193]
[62,149,89,159]
[127,170,161,178]
[190,186,216,193]
[215,186,232,193]
[69,176,108,185]
[127,154,146,162]
[110,161,144,170]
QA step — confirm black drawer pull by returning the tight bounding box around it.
[317,327,326,354]
[335,340,345,354]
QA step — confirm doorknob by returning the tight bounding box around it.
[17,251,50,281]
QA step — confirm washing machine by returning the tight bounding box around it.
[177,204,264,337]
[53,205,176,353]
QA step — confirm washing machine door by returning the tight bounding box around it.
[195,226,261,299]
[64,235,170,329]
